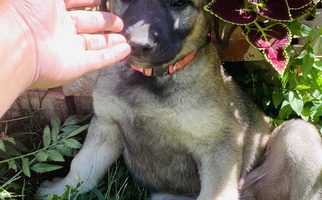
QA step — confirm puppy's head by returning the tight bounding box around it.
[106,0,213,68]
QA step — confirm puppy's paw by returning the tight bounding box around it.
[40,177,63,187]
[38,178,67,197]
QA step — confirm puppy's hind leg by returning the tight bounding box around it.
[151,193,197,200]
[240,119,322,200]
[38,116,123,196]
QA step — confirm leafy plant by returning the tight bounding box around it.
[273,22,322,131]
[0,115,88,177]
[0,115,90,199]
[205,0,320,73]
[0,114,148,200]
[232,20,322,133]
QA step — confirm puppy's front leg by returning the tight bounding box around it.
[39,116,123,196]
[196,149,240,200]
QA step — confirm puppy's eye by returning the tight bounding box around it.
[171,0,187,7]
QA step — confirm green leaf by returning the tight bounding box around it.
[272,89,284,108]
[46,150,65,162]
[63,115,80,127]
[60,125,81,134]
[1,137,16,145]
[8,160,17,171]
[4,145,21,156]
[22,158,31,177]
[301,44,315,77]
[13,141,28,152]
[43,125,51,147]
[31,163,63,173]
[313,36,322,58]
[35,151,49,162]
[54,144,75,157]
[317,125,322,135]
[64,124,89,138]
[286,21,318,37]
[0,139,5,152]
[92,188,105,200]
[62,114,92,127]
[279,101,293,119]
[288,91,304,116]
[50,115,61,143]
[301,106,311,121]
[63,138,82,149]
[311,104,322,118]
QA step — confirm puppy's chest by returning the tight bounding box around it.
[120,98,227,149]
[102,68,234,146]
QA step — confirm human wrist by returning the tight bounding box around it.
[0,1,36,116]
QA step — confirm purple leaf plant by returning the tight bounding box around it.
[205,0,320,74]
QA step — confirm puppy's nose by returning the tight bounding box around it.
[126,21,157,55]
[129,37,154,53]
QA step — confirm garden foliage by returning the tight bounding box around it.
[236,20,322,133]
[0,114,147,199]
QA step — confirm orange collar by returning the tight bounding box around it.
[130,51,196,76]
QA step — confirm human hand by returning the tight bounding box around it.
[9,0,130,88]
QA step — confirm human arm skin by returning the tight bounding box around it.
[0,0,130,117]
[0,1,36,117]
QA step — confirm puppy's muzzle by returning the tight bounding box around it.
[126,21,158,57]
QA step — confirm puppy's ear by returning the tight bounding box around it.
[212,17,237,48]
[99,0,109,11]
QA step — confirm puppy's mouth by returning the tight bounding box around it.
[126,56,158,68]
[128,51,196,76]
[125,46,181,68]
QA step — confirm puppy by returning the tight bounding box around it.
[39,0,322,199]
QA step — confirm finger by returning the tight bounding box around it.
[85,43,131,72]
[64,0,101,9]
[69,11,123,33]
[78,33,127,50]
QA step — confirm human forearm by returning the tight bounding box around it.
[0,1,36,116]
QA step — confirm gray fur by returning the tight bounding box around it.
[39,0,322,199]
[239,119,322,200]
